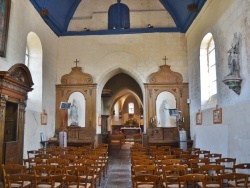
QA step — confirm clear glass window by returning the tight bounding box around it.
[128,103,134,114]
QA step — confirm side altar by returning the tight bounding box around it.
[54,63,97,147]
[144,64,192,148]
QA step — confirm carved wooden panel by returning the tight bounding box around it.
[148,128,164,141]
[4,141,19,164]
[149,65,183,84]
[61,67,93,85]
[67,126,95,142]
[162,127,179,141]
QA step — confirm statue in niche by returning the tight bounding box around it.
[159,100,171,127]
[70,99,78,126]
[226,32,240,78]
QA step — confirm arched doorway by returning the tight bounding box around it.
[100,73,143,142]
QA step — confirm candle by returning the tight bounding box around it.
[40,132,44,142]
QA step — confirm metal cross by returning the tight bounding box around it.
[74,59,79,67]
[163,56,168,65]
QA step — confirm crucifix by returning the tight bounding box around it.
[163,56,168,65]
[74,59,79,67]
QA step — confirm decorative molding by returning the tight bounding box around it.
[0,79,27,94]
[149,65,183,84]
[61,67,93,85]
[19,99,26,109]
[8,63,34,88]
[0,94,7,121]
[0,64,33,100]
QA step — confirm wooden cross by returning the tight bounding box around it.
[163,56,168,65]
[74,59,79,67]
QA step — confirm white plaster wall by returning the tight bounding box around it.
[187,0,250,162]
[194,124,228,157]
[0,0,59,159]
[56,33,188,133]
[56,33,188,84]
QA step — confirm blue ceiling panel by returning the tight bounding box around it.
[29,0,206,36]
[30,0,81,35]
[160,0,206,32]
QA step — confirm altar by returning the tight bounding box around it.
[120,127,141,140]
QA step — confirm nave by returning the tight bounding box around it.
[97,142,133,188]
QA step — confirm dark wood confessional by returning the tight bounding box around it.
[0,64,33,180]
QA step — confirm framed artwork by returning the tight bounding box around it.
[213,107,222,124]
[0,0,11,57]
[41,111,47,125]
[196,110,202,125]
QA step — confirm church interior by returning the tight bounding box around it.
[0,0,250,187]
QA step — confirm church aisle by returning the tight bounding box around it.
[97,142,133,188]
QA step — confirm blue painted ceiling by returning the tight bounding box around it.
[30,0,206,37]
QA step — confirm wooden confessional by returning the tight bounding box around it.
[0,64,33,179]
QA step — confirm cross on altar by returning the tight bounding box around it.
[74,59,79,67]
[163,56,168,65]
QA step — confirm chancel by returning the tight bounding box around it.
[0,1,250,187]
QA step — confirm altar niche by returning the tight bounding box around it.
[67,92,86,127]
[156,91,177,127]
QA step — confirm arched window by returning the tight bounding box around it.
[208,39,216,97]
[200,33,217,109]
[128,102,134,114]
[26,32,43,112]
[108,1,130,30]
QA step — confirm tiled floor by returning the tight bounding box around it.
[97,142,133,188]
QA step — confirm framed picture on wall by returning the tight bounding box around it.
[213,106,222,124]
[196,110,202,125]
[0,0,11,57]
[41,111,47,125]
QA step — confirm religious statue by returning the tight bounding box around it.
[159,100,171,127]
[222,32,242,95]
[226,32,240,78]
[70,99,78,126]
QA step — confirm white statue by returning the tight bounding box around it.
[227,32,240,78]
[159,100,171,127]
[70,99,78,126]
